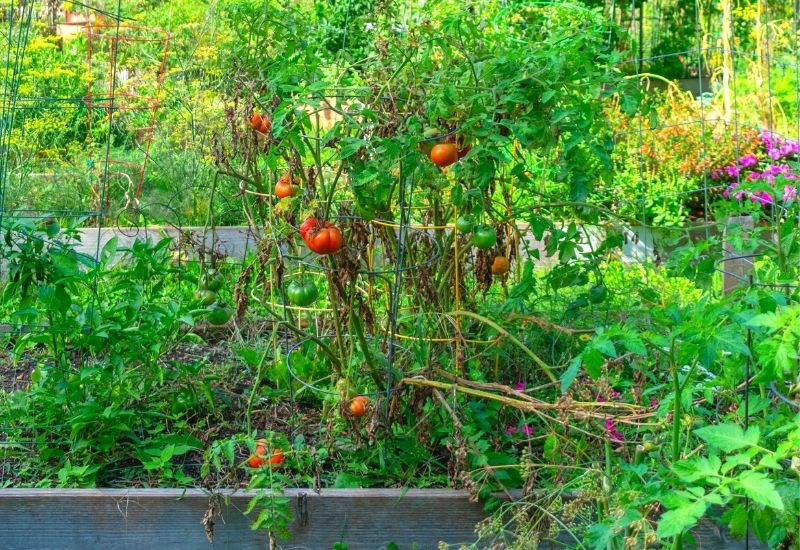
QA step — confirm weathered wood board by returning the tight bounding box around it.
[0,488,769,550]
[0,488,492,550]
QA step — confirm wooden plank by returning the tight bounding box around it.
[722,215,755,294]
[0,488,492,550]
[0,488,768,549]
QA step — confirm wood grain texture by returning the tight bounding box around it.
[0,488,491,550]
[722,215,755,295]
[0,489,768,549]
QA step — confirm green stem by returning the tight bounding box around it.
[448,310,557,382]
[672,364,682,465]
[246,334,275,432]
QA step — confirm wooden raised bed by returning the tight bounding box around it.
[0,488,767,549]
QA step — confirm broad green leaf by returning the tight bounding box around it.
[561,356,581,392]
[672,455,721,483]
[735,471,784,510]
[695,423,760,452]
[656,500,707,538]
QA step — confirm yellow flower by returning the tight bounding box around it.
[578,334,591,342]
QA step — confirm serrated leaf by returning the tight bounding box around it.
[721,448,760,474]
[722,504,748,539]
[672,455,721,483]
[656,500,707,538]
[735,471,784,510]
[583,348,604,379]
[695,423,760,452]
[561,356,581,392]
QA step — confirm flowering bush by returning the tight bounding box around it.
[713,130,799,206]
[599,88,762,225]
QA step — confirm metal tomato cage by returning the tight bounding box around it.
[0,0,170,343]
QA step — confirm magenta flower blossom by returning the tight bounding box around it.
[514,381,525,391]
[760,130,781,149]
[739,154,759,168]
[768,148,781,161]
[779,141,799,157]
[506,424,533,437]
[750,191,773,205]
[604,418,624,443]
[783,185,797,202]
[725,165,741,178]
[649,397,659,408]
[747,171,761,181]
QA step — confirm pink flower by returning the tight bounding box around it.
[505,425,517,436]
[747,171,761,181]
[649,397,659,408]
[725,165,741,178]
[520,425,534,436]
[514,381,526,391]
[739,154,759,168]
[604,418,624,443]
[751,191,773,205]
[768,148,781,161]
[759,130,781,149]
[779,142,799,157]
[783,185,797,202]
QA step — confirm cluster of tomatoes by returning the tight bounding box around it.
[454,215,509,276]
[193,272,234,325]
[248,111,272,135]
[246,439,285,469]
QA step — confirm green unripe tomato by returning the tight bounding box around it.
[286,279,318,307]
[471,225,497,250]
[456,215,474,233]
[588,284,608,304]
[202,272,225,292]
[43,219,60,238]
[193,289,218,306]
[207,303,233,325]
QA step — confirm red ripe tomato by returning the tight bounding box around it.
[259,117,272,135]
[247,454,263,468]
[249,112,262,130]
[348,396,369,417]
[268,449,285,467]
[491,256,510,275]
[430,143,459,167]
[299,218,320,240]
[255,439,268,457]
[275,174,300,199]
[304,222,343,255]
